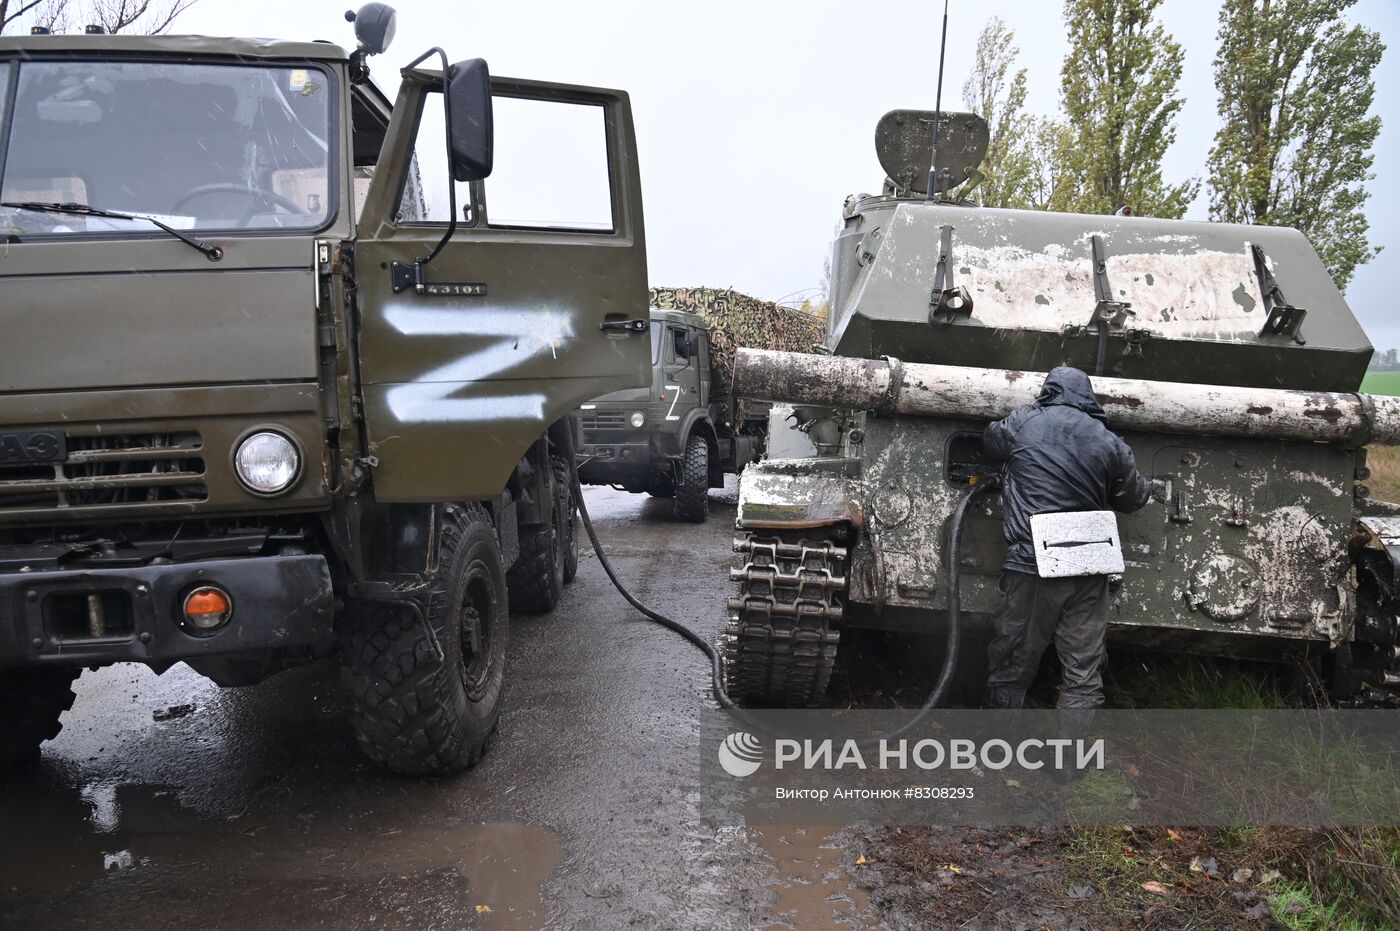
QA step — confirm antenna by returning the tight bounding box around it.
[925,0,951,200]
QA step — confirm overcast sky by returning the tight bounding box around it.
[168,0,1398,348]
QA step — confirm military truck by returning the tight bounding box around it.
[722,110,1400,709]
[0,5,653,773]
[575,289,820,521]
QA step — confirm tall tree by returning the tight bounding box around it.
[1208,0,1383,289]
[962,17,1039,209]
[1026,118,1076,211]
[1057,0,1197,217]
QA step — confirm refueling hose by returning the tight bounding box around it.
[559,424,995,739]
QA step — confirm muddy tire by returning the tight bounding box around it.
[0,667,80,771]
[674,434,709,523]
[342,504,509,774]
[646,472,675,498]
[554,457,579,584]
[507,471,565,614]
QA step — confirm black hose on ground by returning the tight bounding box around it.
[559,422,993,738]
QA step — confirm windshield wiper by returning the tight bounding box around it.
[0,201,224,261]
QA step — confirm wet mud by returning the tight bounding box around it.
[1,481,890,930]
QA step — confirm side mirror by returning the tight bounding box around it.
[345,3,397,56]
[447,58,493,182]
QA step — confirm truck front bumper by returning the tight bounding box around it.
[0,555,334,670]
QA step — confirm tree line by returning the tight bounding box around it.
[966,0,1383,290]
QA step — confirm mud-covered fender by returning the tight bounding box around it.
[673,408,716,457]
[737,461,861,529]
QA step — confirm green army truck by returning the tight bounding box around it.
[576,306,766,522]
[0,4,653,773]
[576,288,823,522]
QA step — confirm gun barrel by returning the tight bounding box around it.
[733,348,1400,445]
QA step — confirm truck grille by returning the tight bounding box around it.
[0,432,206,513]
[580,410,628,430]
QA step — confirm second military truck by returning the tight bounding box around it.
[576,288,822,521]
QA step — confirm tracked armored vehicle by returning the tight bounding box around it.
[723,110,1400,708]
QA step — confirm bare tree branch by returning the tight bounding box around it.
[0,0,48,34]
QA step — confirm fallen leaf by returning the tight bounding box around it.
[855,855,867,865]
[1258,869,1283,884]
[1004,778,1021,788]
[1246,900,1271,920]
[1141,880,1171,895]
[1165,829,1184,843]
[946,864,962,874]
[475,905,492,914]
[1231,868,1254,883]
[1067,884,1096,900]
[1189,856,1220,877]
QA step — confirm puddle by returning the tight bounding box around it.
[448,822,563,929]
[751,825,886,929]
[0,774,562,930]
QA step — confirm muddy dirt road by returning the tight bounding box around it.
[0,483,885,930]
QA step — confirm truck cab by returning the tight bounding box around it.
[577,307,765,521]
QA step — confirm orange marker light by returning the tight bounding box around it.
[183,586,233,630]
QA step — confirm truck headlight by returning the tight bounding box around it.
[234,431,300,495]
[629,411,646,429]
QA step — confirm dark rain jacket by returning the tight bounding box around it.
[983,367,1151,574]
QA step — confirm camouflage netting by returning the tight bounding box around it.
[651,286,825,426]
[650,286,825,386]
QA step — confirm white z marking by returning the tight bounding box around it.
[384,305,574,424]
[665,385,684,421]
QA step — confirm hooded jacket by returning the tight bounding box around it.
[983,367,1150,574]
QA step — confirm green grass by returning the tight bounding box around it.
[1361,371,1400,395]
[1366,445,1400,502]
[1104,653,1292,709]
[1271,882,1371,931]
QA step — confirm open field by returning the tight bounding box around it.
[1362,371,1400,395]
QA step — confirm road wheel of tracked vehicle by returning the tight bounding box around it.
[507,470,566,614]
[725,532,846,707]
[342,504,509,774]
[674,434,710,523]
[646,472,676,498]
[554,456,579,584]
[0,667,80,771]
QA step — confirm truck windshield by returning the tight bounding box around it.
[0,60,333,237]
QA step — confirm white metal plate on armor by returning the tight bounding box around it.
[1030,511,1124,578]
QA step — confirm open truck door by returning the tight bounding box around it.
[353,62,650,501]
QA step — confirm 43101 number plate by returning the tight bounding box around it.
[0,430,67,465]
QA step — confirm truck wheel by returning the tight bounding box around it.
[646,472,675,498]
[507,471,566,614]
[342,504,508,774]
[554,456,579,584]
[0,667,79,770]
[674,435,710,523]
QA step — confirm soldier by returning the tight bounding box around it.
[982,367,1150,710]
